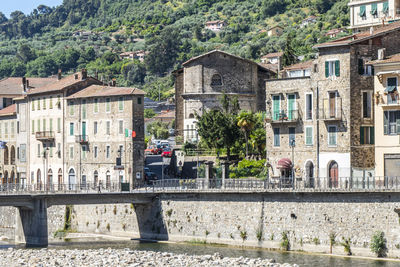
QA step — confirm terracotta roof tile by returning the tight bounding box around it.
[283,60,313,71]
[0,104,16,116]
[368,53,400,64]
[67,85,145,99]
[259,63,278,73]
[261,52,283,59]
[0,77,57,96]
[155,110,175,118]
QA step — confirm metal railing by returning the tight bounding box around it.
[321,97,342,121]
[266,109,301,123]
[75,135,89,143]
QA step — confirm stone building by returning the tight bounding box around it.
[65,85,145,188]
[348,0,400,32]
[369,52,400,179]
[266,21,400,187]
[174,50,274,142]
[0,104,17,185]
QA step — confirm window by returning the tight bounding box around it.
[325,60,340,78]
[49,118,53,132]
[273,128,280,147]
[69,101,74,116]
[69,146,74,159]
[37,144,41,158]
[94,121,98,135]
[32,100,35,111]
[287,94,296,120]
[82,100,87,119]
[384,110,400,135]
[10,122,14,138]
[305,93,312,120]
[305,126,313,146]
[50,146,53,158]
[118,97,124,111]
[383,1,389,14]
[106,121,110,135]
[43,97,46,110]
[57,118,61,133]
[358,58,374,76]
[49,96,53,109]
[137,97,142,105]
[57,143,61,158]
[94,146,98,158]
[43,119,46,131]
[57,95,61,109]
[362,92,371,118]
[106,145,110,158]
[70,123,74,136]
[211,74,223,86]
[37,120,40,132]
[289,127,295,145]
[371,3,378,18]
[119,145,124,157]
[359,5,366,19]
[31,120,34,134]
[119,120,123,134]
[4,123,8,138]
[106,98,111,112]
[37,98,40,110]
[20,144,26,162]
[94,98,99,113]
[82,145,87,160]
[360,126,374,145]
[328,126,337,146]
[272,95,281,120]
[17,121,19,134]
[386,77,398,104]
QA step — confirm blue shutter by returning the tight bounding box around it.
[335,60,340,77]
[325,61,329,78]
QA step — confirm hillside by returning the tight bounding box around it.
[0,0,350,100]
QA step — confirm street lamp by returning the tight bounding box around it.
[289,139,296,189]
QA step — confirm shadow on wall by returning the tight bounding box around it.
[135,197,168,240]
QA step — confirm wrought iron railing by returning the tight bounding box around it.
[75,135,89,143]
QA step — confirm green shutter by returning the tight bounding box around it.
[383,2,389,13]
[288,94,295,120]
[273,96,280,120]
[397,119,400,134]
[371,3,377,15]
[335,60,340,77]
[325,61,329,78]
[370,127,374,144]
[358,58,364,75]
[360,127,365,144]
[360,5,366,17]
[384,111,388,134]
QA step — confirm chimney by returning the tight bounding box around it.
[22,77,26,92]
[378,48,386,60]
[112,78,116,87]
[57,69,62,80]
[81,69,87,80]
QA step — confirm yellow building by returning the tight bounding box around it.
[370,51,400,180]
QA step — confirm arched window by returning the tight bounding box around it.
[305,161,314,188]
[4,146,9,165]
[48,169,53,186]
[328,161,339,188]
[10,146,15,165]
[211,74,223,86]
[68,168,76,190]
[58,168,63,191]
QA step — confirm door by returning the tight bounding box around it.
[288,94,295,120]
[305,161,314,188]
[329,161,339,188]
[273,95,280,120]
[82,122,86,141]
[68,169,76,190]
[329,92,336,118]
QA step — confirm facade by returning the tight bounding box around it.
[301,16,317,28]
[174,50,274,142]
[266,21,400,187]
[349,0,400,32]
[0,105,17,186]
[267,26,283,37]
[281,60,313,78]
[370,52,400,179]
[205,20,227,31]
[325,28,346,38]
[260,52,283,65]
[119,50,148,62]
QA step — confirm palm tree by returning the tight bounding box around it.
[237,111,257,158]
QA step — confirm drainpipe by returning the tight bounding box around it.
[316,82,320,185]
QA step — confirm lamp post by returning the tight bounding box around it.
[289,139,296,189]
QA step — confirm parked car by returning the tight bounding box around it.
[144,146,153,155]
[161,147,172,157]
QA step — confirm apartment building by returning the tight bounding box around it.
[65,85,145,188]
[266,21,400,187]
[349,0,400,32]
[0,104,17,185]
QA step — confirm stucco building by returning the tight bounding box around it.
[174,50,274,142]
[0,104,17,186]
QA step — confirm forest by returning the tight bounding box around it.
[0,0,350,100]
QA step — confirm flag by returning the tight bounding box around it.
[132,131,136,138]
[125,128,132,137]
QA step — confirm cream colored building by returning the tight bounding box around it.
[370,52,400,179]
[0,104,17,185]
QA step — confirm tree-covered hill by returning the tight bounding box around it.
[0,0,350,100]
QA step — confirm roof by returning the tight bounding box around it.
[27,72,100,95]
[182,50,273,73]
[303,16,317,21]
[0,77,57,96]
[325,28,345,35]
[66,85,145,99]
[368,53,400,65]
[261,52,283,59]
[314,21,400,49]
[206,20,226,25]
[259,63,278,74]
[269,25,283,30]
[0,104,16,117]
[155,110,175,119]
[283,60,313,71]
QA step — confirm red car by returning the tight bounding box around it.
[161,148,172,157]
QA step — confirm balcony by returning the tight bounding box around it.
[75,135,89,144]
[35,131,55,141]
[320,97,342,121]
[265,110,301,124]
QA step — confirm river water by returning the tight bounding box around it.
[1,239,396,267]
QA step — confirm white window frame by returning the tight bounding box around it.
[305,126,313,146]
[328,125,337,147]
[361,91,372,118]
[118,120,124,135]
[106,121,111,135]
[305,92,313,121]
[69,145,74,160]
[106,145,111,159]
[105,98,111,113]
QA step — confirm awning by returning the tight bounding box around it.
[385,86,397,93]
[277,158,292,169]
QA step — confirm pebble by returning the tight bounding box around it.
[0,249,297,266]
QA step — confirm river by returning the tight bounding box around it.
[1,238,398,267]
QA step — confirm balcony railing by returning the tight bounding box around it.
[266,109,300,123]
[75,135,89,144]
[35,131,55,141]
[320,98,342,121]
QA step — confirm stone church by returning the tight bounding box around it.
[174,50,275,142]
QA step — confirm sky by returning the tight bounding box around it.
[1,0,63,18]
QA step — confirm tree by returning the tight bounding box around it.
[147,121,169,139]
[282,32,297,67]
[144,109,156,119]
[0,12,7,24]
[261,0,287,18]
[237,111,257,158]
[16,44,35,63]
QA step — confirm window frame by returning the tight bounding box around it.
[305,93,313,121]
[305,126,313,146]
[362,91,372,118]
[328,125,337,147]
[273,127,280,147]
[105,98,111,113]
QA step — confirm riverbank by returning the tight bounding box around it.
[0,247,296,267]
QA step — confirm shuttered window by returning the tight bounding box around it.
[328,126,337,146]
[384,110,400,135]
[325,61,339,77]
[273,128,280,147]
[360,126,374,144]
[305,126,313,146]
[360,5,366,17]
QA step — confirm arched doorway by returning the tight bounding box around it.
[4,146,9,165]
[94,170,98,189]
[3,171,8,185]
[305,161,314,188]
[328,161,339,188]
[37,169,42,190]
[68,168,76,190]
[47,169,53,191]
[10,146,15,165]
[58,169,63,191]
[106,171,111,189]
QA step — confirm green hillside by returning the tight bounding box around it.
[0,0,350,99]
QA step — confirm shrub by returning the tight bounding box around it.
[256,228,263,242]
[280,231,290,251]
[313,237,320,245]
[329,232,336,254]
[240,230,247,242]
[229,159,266,178]
[341,237,352,256]
[166,209,173,217]
[370,231,387,257]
